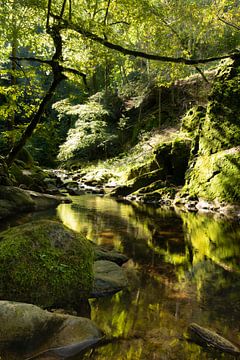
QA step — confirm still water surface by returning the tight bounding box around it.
[56,195,240,360]
[3,195,240,359]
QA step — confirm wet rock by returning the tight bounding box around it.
[91,260,128,298]
[94,246,129,265]
[187,323,240,355]
[0,300,102,358]
[0,186,71,220]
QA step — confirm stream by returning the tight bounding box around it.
[2,194,240,359]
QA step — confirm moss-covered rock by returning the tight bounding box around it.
[111,169,165,197]
[16,147,34,167]
[199,60,240,155]
[9,162,48,192]
[178,60,240,206]
[181,106,206,135]
[127,158,158,181]
[180,148,240,203]
[0,220,94,308]
[0,156,12,186]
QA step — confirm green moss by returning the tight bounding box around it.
[16,147,34,167]
[134,180,169,194]
[0,220,94,308]
[140,187,177,203]
[181,106,206,135]
[9,161,48,191]
[127,157,158,181]
[111,169,165,197]
[181,150,240,203]
[199,66,240,155]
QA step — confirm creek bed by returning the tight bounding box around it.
[2,194,240,359]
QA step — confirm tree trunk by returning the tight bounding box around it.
[6,73,66,167]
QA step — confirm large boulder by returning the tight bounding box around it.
[0,300,102,359]
[0,220,94,308]
[0,185,70,220]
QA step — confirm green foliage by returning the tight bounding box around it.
[56,95,121,163]
[0,0,240,167]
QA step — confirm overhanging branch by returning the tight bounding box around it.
[9,56,88,86]
[51,15,239,65]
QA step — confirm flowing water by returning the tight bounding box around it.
[2,194,240,359]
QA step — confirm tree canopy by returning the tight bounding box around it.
[0,0,240,164]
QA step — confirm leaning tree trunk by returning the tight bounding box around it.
[6,72,66,167]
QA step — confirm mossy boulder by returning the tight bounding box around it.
[127,158,158,181]
[180,148,240,203]
[9,162,48,192]
[15,147,34,167]
[0,156,12,186]
[0,220,94,308]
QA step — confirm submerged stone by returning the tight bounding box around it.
[188,322,240,355]
[94,246,129,265]
[91,260,128,298]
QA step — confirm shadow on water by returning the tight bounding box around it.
[1,194,240,359]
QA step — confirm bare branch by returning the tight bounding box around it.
[103,0,111,26]
[69,0,72,21]
[51,15,238,65]
[217,14,240,31]
[109,21,130,26]
[62,67,89,89]
[46,0,52,29]
[60,0,68,18]
[10,56,52,65]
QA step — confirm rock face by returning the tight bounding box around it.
[0,220,94,308]
[0,185,70,220]
[110,137,191,204]
[179,59,240,206]
[91,260,128,297]
[0,300,102,359]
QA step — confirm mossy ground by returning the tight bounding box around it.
[0,220,94,309]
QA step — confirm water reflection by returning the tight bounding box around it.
[56,195,240,359]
